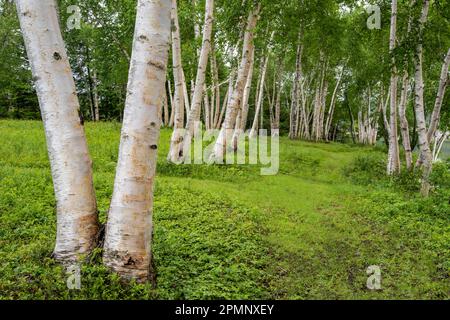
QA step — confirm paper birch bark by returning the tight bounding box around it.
[168,0,186,163]
[387,0,401,175]
[185,0,214,140]
[427,48,450,142]
[398,74,413,170]
[325,66,344,140]
[413,0,432,196]
[239,48,255,130]
[210,5,260,162]
[290,43,302,139]
[103,0,171,281]
[249,52,270,138]
[15,0,99,263]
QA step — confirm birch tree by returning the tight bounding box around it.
[168,0,186,163]
[183,0,214,151]
[15,0,99,263]
[210,5,260,162]
[103,0,171,281]
[387,0,401,175]
[412,0,432,197]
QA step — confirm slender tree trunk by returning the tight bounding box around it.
[15,0,99,263]
[240,48,255,130]
[413,0,432,196]
[325,66,344,140]
[103,0,170,281]
[210,5,260,162]
[93,70,100,122]
[398,73,413,169]
[185,0,214,141]
[168,0,186,163]
[290,43,302,139]
[387,0,401,175]
[215,73,233,129]
[168,79,175,127]
[427,48,450,142]
[273,76,282,136]
[249,52,269,138]
[433,130,449,162]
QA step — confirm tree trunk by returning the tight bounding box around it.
[398,73,413,170]
[325,66,344,140]
[93,70,100,122]
[413,0,432,197]
[387,0,401,175]
[249,51,270,138]
[427,48,450,142]
[210,5,260,162]
[168,79,175,127]
[168,0,186,163]
[15,0,99,263]
[240,48,255,130]
[185,0,214,140]
[290,43,302,139]
[103,0,170,282]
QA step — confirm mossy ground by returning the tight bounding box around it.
[0,120,448,299]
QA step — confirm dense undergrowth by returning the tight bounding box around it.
[0,120,448,299]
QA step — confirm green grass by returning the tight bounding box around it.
[0,120,448,300]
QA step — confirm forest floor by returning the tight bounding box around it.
[0,120,448,300]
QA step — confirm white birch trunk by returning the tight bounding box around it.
[249,52,269,138]
[103,0,170,281]
[210,6,260,161]
[15,0,99,263]
[387,0,401,175]
[427,48,450,142]
[168,0,186,163]
[398,74,413,169]
[325,66,344,140]
[413,0,432,196]
[240,47,255,130]
[185,0,214,138]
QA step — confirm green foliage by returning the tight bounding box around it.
[0,120,449,299]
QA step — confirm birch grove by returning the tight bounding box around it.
[8,0,450,289]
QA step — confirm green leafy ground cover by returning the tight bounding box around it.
[0,120,448,299]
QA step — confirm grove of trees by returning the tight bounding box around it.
[1,0,448,282]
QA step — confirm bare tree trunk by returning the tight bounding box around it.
[215,73,233,129]
[273,76,282,136]
[210,5,260,161]
[325,66,344,140]
[168,79,175,127]
[168,0,186,163]
[398,74,413,170]
[92,70,100,122]
[413,0,432,197]
[185,0,214,140]
[433,130,449,162]
[290,43,302,139]
[427,48,450,142]
[387,0,401,175]
[249,50,270,138]
[103,0,170,281]
[15,0,99,264]
[240,48,255,130]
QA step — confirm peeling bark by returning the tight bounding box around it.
[15,0,99,264]
[103,0,171,281]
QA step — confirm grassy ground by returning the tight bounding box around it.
[0,120,448,300]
